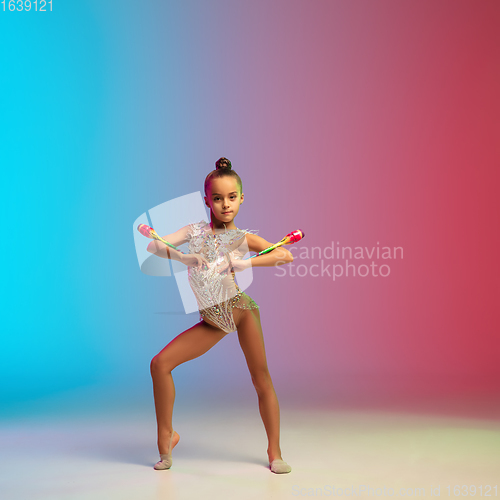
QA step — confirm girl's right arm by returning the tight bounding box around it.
[146,225,190,262]
[146,224,209,269]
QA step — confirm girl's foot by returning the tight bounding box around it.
[268,449,291,474]
[154,431,180,470]
[269,459,292,474]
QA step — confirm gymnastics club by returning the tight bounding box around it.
[245,229,305,260]
[137,224,186,254]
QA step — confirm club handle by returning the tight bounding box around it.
[244,229,305,260]
[137,224,186,254]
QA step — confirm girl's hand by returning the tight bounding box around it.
[218,255,251,274]
[181,253,210,270]
[230,258,251,273]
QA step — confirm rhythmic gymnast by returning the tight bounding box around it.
[147,157,294,474]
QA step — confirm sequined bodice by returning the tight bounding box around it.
[187,221,252,264]
[185,220,259,332]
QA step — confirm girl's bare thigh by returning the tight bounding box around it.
[233,307,270,377]
[153,320,228,371]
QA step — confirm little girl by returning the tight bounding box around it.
[147,157,294,474]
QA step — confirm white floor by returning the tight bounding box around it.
[1,387,499,500]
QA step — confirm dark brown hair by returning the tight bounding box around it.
[204,157,243,196]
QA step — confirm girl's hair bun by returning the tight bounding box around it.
[215,157,232,170]
[205,156,242,196]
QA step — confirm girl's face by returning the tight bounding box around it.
[205,176,244,223]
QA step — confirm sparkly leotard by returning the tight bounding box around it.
[186,220,260,333]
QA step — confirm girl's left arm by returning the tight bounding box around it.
[244,233,294,267]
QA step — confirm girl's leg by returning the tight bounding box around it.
[235,308,283,463]
[150,319,227,455]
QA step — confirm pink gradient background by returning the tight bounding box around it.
[196,0,500,399]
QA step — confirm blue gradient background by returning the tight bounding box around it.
[1,0,499,414]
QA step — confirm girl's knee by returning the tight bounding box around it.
[150,353,174,374]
